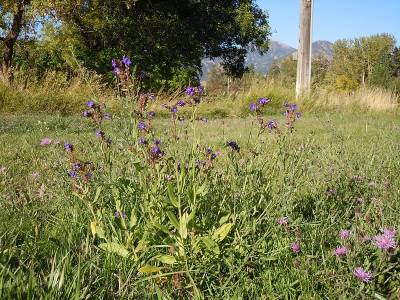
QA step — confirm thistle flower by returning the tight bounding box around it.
[373,232,397,250]
[40,138,52,146]
[258,97,270,106]
[383,228,396,239]
[96,130,105,137]
[111,59,117,69]
[266,120,278,130]
[290,242,301,253]
[115,211,127,219]
[277,216,289,226]
[138,122,146,131]
[249,103,257,112]
[73,162,82,171]
[339,230,350,240]
[185,86,195,97]
[86,100,95,108]
[122,56,132,67]
[227,140,240,152]
[68,170,77,178]
[83,110,91,118]
[333,246,348,258]
[197,85,204,95]
[138,137,148,145]
[64,143,74,152]
[353,267,373,283]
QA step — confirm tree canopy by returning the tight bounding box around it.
[1,0,271,89]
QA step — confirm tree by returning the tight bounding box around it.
[46,0,270,88]
[328,34,396,91]
[0,0,32,83]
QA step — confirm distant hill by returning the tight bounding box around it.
[201,40,333,79]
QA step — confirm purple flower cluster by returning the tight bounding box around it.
[373,228,397,250]
[82,100,113,147]
[226,140,240,153]
[111,55,132,74]
[266,120,278,130]
[353,267,373,283]
[185,85,204,104]
[249,97,271,113]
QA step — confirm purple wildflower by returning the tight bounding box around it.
[40,138,52,146]
[83,110,91,118]
[267,120,278,130]
[249,103,257,112]
[295,112,302,119]
[115,211,127,219]
[138,137,148,145]
[171,106,178,114]
[277,216,289,226]
[68,170,77,178]
[197,85,204,95]
[353,267,373,283]
[227,140,240,152]
[154,139,161,145]
[73,162,82,170]
[333,246,348,258]
[258,97,270,106]
[177,100,186,107]
[138,122,146,131]
[290,242,301,254]
[185,86,195,97]
[64,143,74,152]
[147,111,156,118]
[373,232,397,250]
[111,59,117,69]
[86,100,95,108]
[122,56,132,67]
[96,130,105,137]
[340,230,351,240]
[137,71,146,80]
[383,228,396,239]
[290,104,298,111]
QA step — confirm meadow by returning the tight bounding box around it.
[1,95,400,298]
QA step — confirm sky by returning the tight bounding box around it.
[256,0,400,47]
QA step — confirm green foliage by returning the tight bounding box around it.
[1,111,400,298]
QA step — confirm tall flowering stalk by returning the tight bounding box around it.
[112,56,132,94]
[283,101,301,131]
[64,143,93,193]
[83,100,113,147]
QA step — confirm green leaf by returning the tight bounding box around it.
[99,243,129,258]
[138,265,162,273]
[213,223,233,242]
[166,211,179,230]
[129,210,137,229]
[179,213,188,239]
[167,184,179,208]
[153,223,170,235]
[201,237,220,254]
[219,214,230,225]
[93,186,102,203]
[157,255,176,265]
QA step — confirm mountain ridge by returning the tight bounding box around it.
[201,40,333,79]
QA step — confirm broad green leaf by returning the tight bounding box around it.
[166,211,179,230]
[187,206,196,223]
[138,265,162,273]
[201,237,220,254]
[99,242,129,258]
[167,184,179,208]
[153,223,170,234]
[219,214,230,225]
[157,255,176,265]
[129,210,137,229]
[179,213,188,239]
[213,223,233,242]
[93,186,102,203]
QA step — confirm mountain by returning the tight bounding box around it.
[201,40,333,79]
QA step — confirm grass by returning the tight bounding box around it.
[1,108,400,298]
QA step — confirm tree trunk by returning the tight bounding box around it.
[0,0,30,84]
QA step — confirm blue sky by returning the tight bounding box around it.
[257,0,400,47]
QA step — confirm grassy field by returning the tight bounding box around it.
[1,110,400,298]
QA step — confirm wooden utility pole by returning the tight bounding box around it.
[296,0,314,99]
